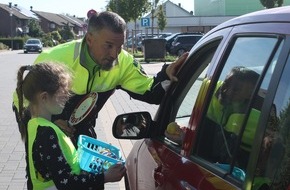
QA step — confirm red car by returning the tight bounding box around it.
[113,6,290,190]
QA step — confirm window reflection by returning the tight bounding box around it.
[254,54,290,190]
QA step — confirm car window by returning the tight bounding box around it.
[27,39,40,44]
[253,50,290,190]
[179,37,186,43]
[175,66,209,125]
[194,36,282,184]
[165,35,174,41]
[164,39,222,146]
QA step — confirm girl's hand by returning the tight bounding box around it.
[104,163,126,183]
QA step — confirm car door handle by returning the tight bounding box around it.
[154,165,164,187]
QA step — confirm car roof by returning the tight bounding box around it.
[27,38,41,41]
[208,6,290,36]
[174,34,203,40]
[176,34,203,37]
[166,32,203,40]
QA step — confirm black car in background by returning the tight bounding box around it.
[154,32,172,39]
[165,32,203,52]
[169,34,203,56]
[23,38,43,53]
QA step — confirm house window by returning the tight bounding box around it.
[50,23,55,29]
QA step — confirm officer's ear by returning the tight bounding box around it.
[86,32,94,47]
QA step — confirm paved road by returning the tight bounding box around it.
[0,50,164,190]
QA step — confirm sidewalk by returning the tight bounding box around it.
[0,60,164,190]
[95,63,163,189]
[98,90,159,190]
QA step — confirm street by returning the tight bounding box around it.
[0,50,162,190]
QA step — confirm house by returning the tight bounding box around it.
[0,3,38,37]
[31,10,71,33]
[31,8,86,37]
[58,14,87,38]
[31,9,87,38]
[0,2,87,39]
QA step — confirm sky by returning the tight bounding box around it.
[0,0,194,18]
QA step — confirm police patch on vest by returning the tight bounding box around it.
[133,59,147,76]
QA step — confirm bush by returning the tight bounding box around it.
[0,38,25,50]
[0,42,9,50]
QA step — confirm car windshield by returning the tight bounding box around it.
[26,40,40,44]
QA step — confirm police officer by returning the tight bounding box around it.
[13,11,188,146]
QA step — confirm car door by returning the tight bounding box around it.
[135,23,290,190]
[134,27,233,190]
[163,25,289,189]
[191,35,285,190]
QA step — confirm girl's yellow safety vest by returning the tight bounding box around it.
[27,118,80,189]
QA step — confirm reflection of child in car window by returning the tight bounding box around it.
[165,67,260,151]
[207,66,260,125]
[208,66,260,165]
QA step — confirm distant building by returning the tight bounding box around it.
[0,3,38,37]
[58,14,87,38]
[1,0,290,40]
[0,2,86,38]
[127,0,290,35]
[32,9,86,37]
[32,10,72,33]
[127,0,234,35]
[194,0,290,16]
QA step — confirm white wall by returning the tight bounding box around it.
[127,15,235,34]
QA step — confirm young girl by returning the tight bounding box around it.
[16,63,125,190]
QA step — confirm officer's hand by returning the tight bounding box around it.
[166,52,188,82]
[54,119,76,137]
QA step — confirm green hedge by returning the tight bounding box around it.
[0,38,25,50]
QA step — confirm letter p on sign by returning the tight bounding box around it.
[141,18,150,27]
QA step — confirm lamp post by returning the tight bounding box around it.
[10,10,13,50]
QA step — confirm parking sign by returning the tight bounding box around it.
[141,18,150,27]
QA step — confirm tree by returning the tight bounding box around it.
[260,0,283,8]
[107,0,131,22]
[107,0,151,52]
[27,19,44,38]
[150,0,159,35]
[50,30,61,42]
[107,0,151,28]
[157,5,166,32]
[58,23,75,41]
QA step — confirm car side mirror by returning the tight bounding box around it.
[112,112,152,139]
